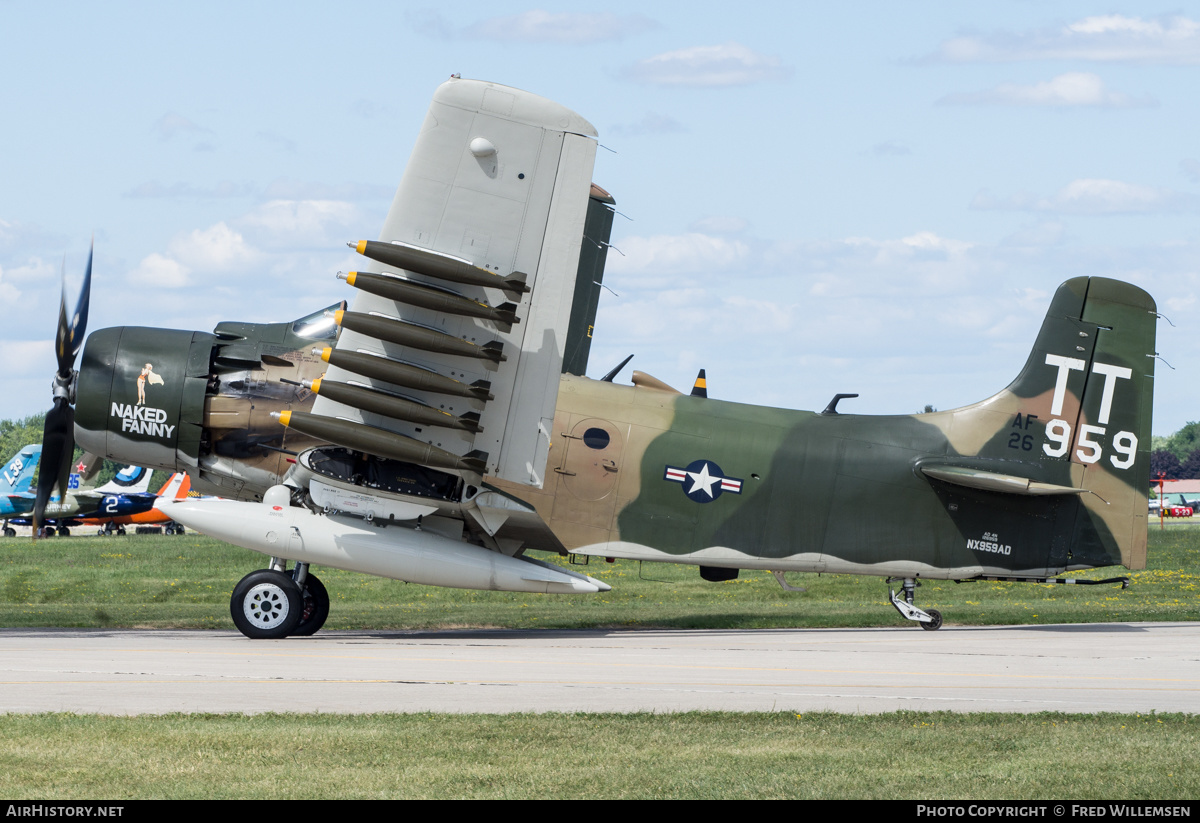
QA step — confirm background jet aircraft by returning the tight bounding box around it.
[36,78,1157,637]
[0,444,42,535]
[19,465,155,536]
[81,471,192,535]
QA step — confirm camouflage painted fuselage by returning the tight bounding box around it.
[494,276,1155,580]
[75,276,1153,585]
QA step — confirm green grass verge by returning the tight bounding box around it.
[1,524,1198,630]
[0,712,1194,799]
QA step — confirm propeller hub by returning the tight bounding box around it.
[51,371,76,404]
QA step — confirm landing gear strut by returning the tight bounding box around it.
[230,560,331,639]
[291,563,330,637]
[887,577,942,631]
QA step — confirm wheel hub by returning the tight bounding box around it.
[243,583,291,628]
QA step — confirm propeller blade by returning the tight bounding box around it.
[54,242,92,378]
[34,399,75,531]
[37,242,92,533]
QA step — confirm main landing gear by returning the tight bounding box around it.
[887,577,942,631]
[230,559,330,639]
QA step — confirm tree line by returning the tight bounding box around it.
[1150,422,1200,480]
[0,413,169,491]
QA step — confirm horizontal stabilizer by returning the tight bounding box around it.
[920,463,1087,496]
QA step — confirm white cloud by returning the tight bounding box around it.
[800,232,979,297]
[972,179,1194,215]
[122,201,367,296]
[257,131,297,153]
[128,252,191,289]
[1182,159,1200,184]
[0,255,56,283]
[128,222,258,289]
[870,140,912,157]
[240,200,364,248]
[623,42,790,87]
[606,232,751,279]
[153,112,210,141]
[0,219,60,254]
[938,72,1154,108]
[1001,221,1066,248]
[171,222,258,270]
[926,14,1200,64]
[462,10,657,43]
[124,181,255,199]
[609,113,687,138]
[688,216,747,235]
[261,179,394,202]
[585,226,1200,433]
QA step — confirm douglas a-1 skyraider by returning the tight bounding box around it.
[36,78,1156,637]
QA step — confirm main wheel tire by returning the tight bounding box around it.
[291,573,330,637]
[59,527,70,537]
[230,570,303,639]
[3,527,14,537]
[920,609,943,631]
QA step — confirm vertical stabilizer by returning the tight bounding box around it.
[938,277,1156,570]
[0,445,42,494]
[96,465,152,494]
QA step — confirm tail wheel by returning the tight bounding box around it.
[230,570,303,639]
[292,573,330,637]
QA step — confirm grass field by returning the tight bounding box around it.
[1,712,1196,799]
[1,522,1198,630]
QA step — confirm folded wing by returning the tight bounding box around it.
[303,78,599,490]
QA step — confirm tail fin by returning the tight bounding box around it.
[939,277,1157,569]
[0,445,42,493]
[96,465,152,494]
[154,472,191,500]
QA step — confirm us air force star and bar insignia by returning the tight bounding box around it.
[664,460,743,503]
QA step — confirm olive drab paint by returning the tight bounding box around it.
[489,276,1157,581]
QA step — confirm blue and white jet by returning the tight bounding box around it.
[0,444,42,536]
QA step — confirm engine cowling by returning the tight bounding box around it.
[74,326,217,473]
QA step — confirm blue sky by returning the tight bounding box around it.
[2,1,1198,435]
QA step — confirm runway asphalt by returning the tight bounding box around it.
[1,622,1197,715]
